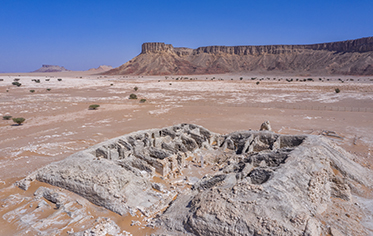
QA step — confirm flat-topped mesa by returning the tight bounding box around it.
[141,42,174,54]
[195,36,373,56]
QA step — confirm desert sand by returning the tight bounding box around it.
[0,72,373,235]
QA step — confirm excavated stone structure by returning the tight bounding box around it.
[15,124,373,235]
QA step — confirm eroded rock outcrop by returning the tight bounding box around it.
[105,37,373,75]
[15,124,373,235]
[32,64,70,73]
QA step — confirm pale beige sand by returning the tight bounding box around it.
[0,72,372,234]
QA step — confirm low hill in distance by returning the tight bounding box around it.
[32,64,70,73]
[104,37,373,76]
[88,65,113,72]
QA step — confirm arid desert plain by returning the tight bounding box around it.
[1,71,373,235]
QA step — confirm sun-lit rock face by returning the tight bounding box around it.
[15,124,373,235]
[105,37,373,75]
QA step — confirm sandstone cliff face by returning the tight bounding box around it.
[105,37,373,75]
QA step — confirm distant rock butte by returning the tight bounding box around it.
[32,64,70,73]
[88,65,113,72]
[104,37,373,75]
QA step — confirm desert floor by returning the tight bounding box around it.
[0,72,372,234]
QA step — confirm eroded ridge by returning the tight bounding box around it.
[13,124,373,235]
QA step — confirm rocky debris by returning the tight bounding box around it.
[0,184,114,235]
[74,217,132,236]
[260,120,272,131]
[104,37,373,75]
[32,64,70,73]
[15,124,373,235]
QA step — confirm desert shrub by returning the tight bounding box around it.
[110,83,113,86]
[3,115,12,120]
[140,99,146,103]
[129,94,137,99]
[12,117,25,125]
[256,81,260,85]
[169,83,172,85]
[251,78,256,80]
[34,79,40,83]
[45,79,50,81]
[89,104,100,110]
[134,86,138,91]
[46,88,51,91]
[30,90,35,93]
[14,78,20,81]
[57,78,62,81]
[239,77,243,81]
[12,82,21,87]
[335,88,340,93]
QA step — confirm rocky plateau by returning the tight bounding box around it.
[32,64,70,73]
[105,37,373,76]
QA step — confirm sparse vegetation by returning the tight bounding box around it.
[335,88,340,93]
[46,88,51,91]
[30,90,35,93]
[110,83,113,86]
[3,115,12,120]
[256,81,260,85]
[129,94,137,99]
[134,86,138,91]
[57,78,62,81]
[12,82,21,87]
[89,104,100,110]
[140,99,146,103]
[12,117,25,125]
[239,77,243,81]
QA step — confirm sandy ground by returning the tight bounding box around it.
[0,72,373,234]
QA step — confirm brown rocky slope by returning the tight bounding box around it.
[104,37,373,75]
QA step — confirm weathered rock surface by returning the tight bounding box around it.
[104,37,373,75]
[15,124,373,235]
[32,64,70,72]
[156,130,373,236]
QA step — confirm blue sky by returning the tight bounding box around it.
[0,0,372,72]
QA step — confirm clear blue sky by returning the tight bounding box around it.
[1,0,372,72]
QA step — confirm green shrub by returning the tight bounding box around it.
[3,115,12,120]
[30,90,35,93]
[12,82,21,87]
[335,88,340,93]
[134,86,138,91]
[129,94,137,99]
[12,117,25,125]
[89,104,100,110]
[140,99,146,103]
